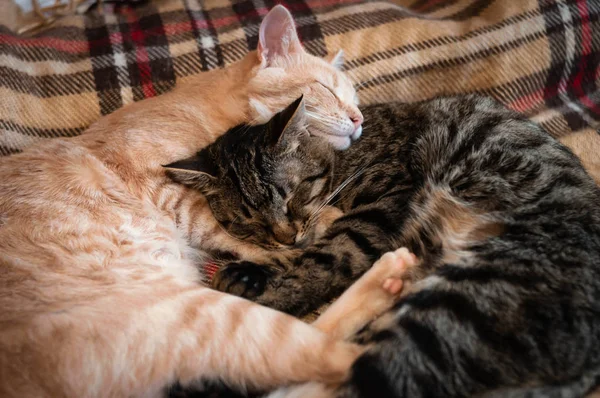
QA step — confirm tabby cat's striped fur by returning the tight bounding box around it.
[209,95,600,397]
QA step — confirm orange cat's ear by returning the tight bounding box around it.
[327,49,344,70]
[163,155,216,190]
[257,5,304,66]
[267,95,306,146]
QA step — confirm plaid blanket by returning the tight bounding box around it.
[2,0,600,395]
[1,0,600,168]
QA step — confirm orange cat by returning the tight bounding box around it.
[0,5,376,397]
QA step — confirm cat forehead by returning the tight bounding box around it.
[289,55,352,89]
[310,63,356,100]
[314,62,350,87]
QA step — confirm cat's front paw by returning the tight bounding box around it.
[212,262,272,299]
[371,247,417,296]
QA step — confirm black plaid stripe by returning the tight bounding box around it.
[0,146,21,156]
[409,0,494,20]
[137,10,176,96]
[0,119,85,138]
[282,0,328,57]
[184,0,225,72]
[356,30,550,92]
[0,67,95,98]
[344,6,541,70]
[85,12,124,115]
[449,0,496,20]
[413,0,460,15]
[230,0,262,54]
[317,7,411,37]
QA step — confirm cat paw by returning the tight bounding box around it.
[369,247,417,296]
[211,262,271,299]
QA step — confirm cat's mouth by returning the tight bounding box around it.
[309,128,352,150]
[351,125,363,140]
[308,125,362,150]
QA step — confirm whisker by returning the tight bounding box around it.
[212,214,241,243]
[305,115,339,123]
[325,187,354,210]
[215,222,239,242]
[305,115,344,129]
[305,111,344,124]
[306,165,368,224]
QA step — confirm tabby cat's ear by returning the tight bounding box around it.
[327,49,344,70]
[267,95,306,146]
[257,5,304,66]
[163,155,216,190]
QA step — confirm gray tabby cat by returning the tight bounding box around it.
[167,95,600,397]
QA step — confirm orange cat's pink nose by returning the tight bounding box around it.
[350,112,364,127]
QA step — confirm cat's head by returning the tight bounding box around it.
[246,5,363,150]
[165,96,336,249]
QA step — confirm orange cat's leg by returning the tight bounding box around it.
[312,247,416,340]
[152,289,368,393]
[1,283,362,397]
[1,250,413,398]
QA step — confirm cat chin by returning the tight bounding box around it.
[317,127,364,150]
[327,135,352,150]
[351,125,363,141]
[311,130,352,150]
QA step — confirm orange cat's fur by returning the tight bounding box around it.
[0,6,376,397]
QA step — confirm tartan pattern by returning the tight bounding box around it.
[1,0,599,158]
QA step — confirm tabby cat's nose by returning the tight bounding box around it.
[277,234,296,246]
[273,224,297,246]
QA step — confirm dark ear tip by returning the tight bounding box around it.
[163,168,177,180]
[162,160,182,169]
[289,95,304,111]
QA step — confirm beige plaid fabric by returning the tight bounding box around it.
[1,0,599,168]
